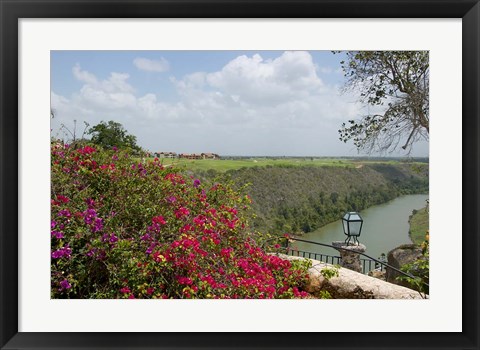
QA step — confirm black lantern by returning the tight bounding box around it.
[342,211,363,245]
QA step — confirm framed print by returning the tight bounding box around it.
[1,0,479,349]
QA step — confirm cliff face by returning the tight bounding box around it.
[198,163,429,234]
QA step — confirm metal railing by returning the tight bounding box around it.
[287,248,385,274]
[288,249,342,266]
[286,237,429,290]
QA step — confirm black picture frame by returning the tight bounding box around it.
[1,1,478,349]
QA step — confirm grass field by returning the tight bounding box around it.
[409,206,429,245]
[143,157,405,172]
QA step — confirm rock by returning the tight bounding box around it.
[274,254,423,299]
[386,244,423,288]
[368,269,386,280]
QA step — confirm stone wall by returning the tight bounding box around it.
[386,244,423,288]
[277,254,425,299]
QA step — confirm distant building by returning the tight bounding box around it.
[201,153,220,160]
[155,152,177,159]
[179,153,198,160]
[171,152,221,160]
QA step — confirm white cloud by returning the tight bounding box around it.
[52,52,390,155]
[170,51,360,128]
[205,51,324,106]
[69,64,137,112]
[73,63,97,84]
[133,57,170,72]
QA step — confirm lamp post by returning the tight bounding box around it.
[342,211,363,245]
[332,211,366,273]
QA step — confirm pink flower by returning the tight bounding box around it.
[177,276,193,285]
[77,146,96,155]
[152,216,166,225]
[120,287,131,294]
[175,207,190,219]
[220,248,233,259]
[56,195,70,204]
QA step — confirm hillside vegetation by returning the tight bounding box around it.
[409,206,429,244]
[192,163,429,234]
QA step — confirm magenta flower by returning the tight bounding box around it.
[51,245,72,259]
[120,287,131,294]
[57,209,71,218]
[174,207,190,219]
[59,279,71,291]
[83,209,97,225]
[146,243,156,254]
[177,276,193,285]
[86,248,96,257]
[77,146,96,155]
[85,198,95,209]
[55,195,70,204]
[91,218,104,233]
[51,251,62,259]
[152,216,166,225]
[51,231,64,239]
[193,179,201,188]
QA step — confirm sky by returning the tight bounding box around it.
[51,51,429,157]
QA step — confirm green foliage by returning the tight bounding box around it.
[151,157,357,172]
[336,51,429,153]
[88,120,141,152]
[195,163,428,234]
[409,206,429,244]
[320,265,339,280]
[318,290,333,299]
[397,232,429,297]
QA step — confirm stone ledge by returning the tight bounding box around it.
[276,254,425,299]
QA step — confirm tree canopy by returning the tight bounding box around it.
[88,120,141,151]
[337,51,429,154]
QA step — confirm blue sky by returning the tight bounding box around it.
[51,50,428,156]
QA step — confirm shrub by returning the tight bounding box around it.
[51,142,310,299]
[397,231,429,297]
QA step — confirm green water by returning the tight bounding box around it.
[292,194,429,260]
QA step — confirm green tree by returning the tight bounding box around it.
[337,51,429,153]
[88,120,141,151]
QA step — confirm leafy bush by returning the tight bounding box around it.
[51,142,310,299]
[320,265,340,280]
[397,231,429,297]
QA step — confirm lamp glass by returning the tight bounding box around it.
[342,219,349,235]
[348,221,362,236]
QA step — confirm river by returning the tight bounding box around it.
[293,194,429,260]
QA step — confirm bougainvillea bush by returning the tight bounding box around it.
[51,142,311,298]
